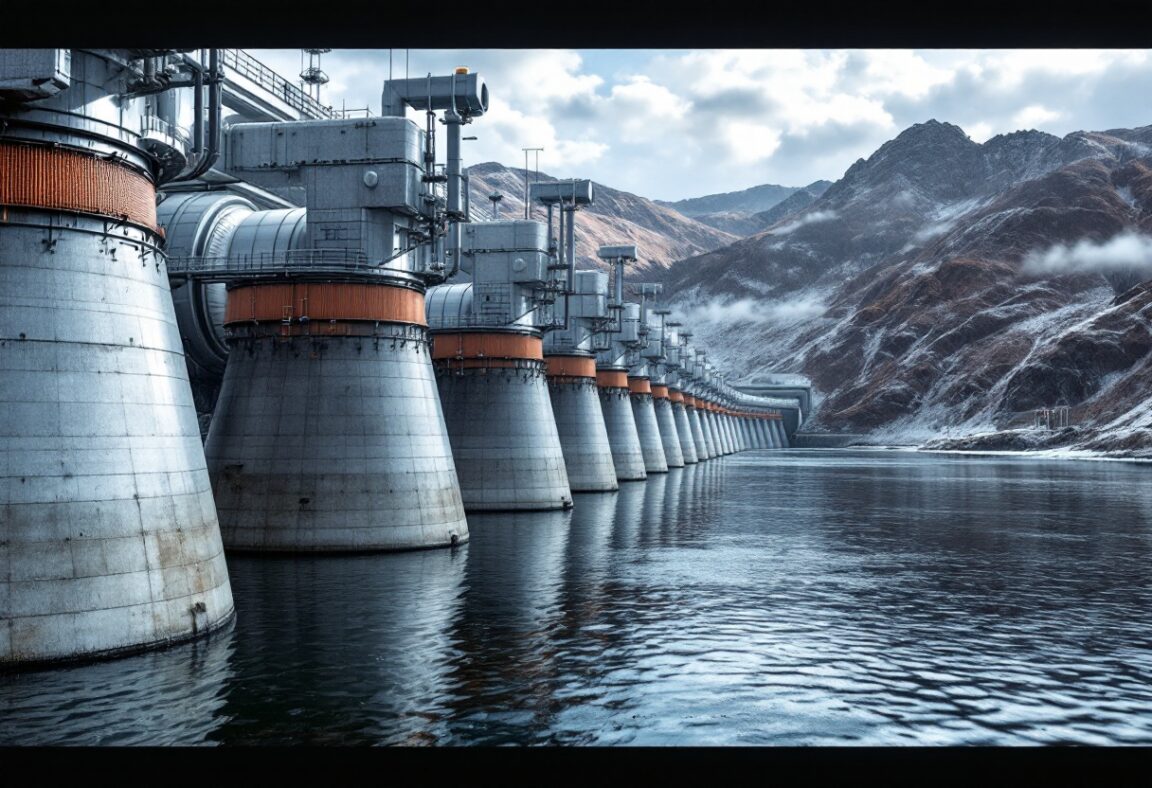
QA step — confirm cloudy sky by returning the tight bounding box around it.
[252,49,1152,202]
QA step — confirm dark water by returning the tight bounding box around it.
[5,449,1152,746]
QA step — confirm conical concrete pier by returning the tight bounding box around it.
[598,369,647,481]
[687,397,711,461]
[546,355,619,493]
[651,384,685,468]
[670,389,698,464]
[208,279,470,549]
[433,330,572,510]
[629,377,668,474]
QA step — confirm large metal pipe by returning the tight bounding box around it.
[614,257,624,307]
[566,204,577,313]
[445,110,463,279]
[176,49,221,182]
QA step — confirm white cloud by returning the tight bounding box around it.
[1012,104,1062,128]
[1022,232,1152,275]
[770,210,838,235]
[965,122,995,143]
[912,220,955,243]
[246,48,1152,201]
[677,294,826,326]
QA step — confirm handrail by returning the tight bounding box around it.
[165,249,403,282]
[221,49,337,120]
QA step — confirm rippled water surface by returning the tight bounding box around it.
[6,449,1152,745]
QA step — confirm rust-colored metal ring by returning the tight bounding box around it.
[0,139,158,232]
[651,384,670,400]
[225,282,427,327]
[431,331,543,361]
[545,355,597,379]
[628,377,652,395]
[596,370,628,389]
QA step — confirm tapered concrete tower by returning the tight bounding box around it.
[649,322,684,469]
[534,182,619,493]
[668,380,698,464]
[596,247,647,482]
[1,49,234,664]
[166,71,492,549]
[426,218,572,511]
[678,342,711,461]
[664,332,698,464]
[628,288,669,474]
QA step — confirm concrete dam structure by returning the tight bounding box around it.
[1,49,806,668]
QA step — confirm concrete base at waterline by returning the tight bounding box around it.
[672,402,698,464]
[1,212,234,664]
[208,329,471,548]
[548,378,619,492]
[438,364,573,510]
[631,394,669,474]
[600,387,647,481]
[654,398,685,468]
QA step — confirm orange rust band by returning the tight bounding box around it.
[684,395,697,408]
[545,355,597,379]
[668,389,684,404]
[0,140,158,231]
[596,370,629,389]
[438,359,540,370]
[431,331,543,361]
[226,282,427,327]
[651,385,670,400]
[628,377,652,395]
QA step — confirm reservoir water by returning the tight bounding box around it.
[5,449,1152,746]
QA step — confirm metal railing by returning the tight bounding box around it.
[165,249,407,282]
[222,49,337,120]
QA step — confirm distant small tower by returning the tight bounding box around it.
[300,48,331,103]
[488,192,503,220]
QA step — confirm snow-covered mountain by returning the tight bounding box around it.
[653,120,1152,456]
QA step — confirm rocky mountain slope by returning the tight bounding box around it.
[752,180,833,228]
[658,180,832,236]
[465,162,737,271]
[655,120,1152,456]
[659,182,799,217]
